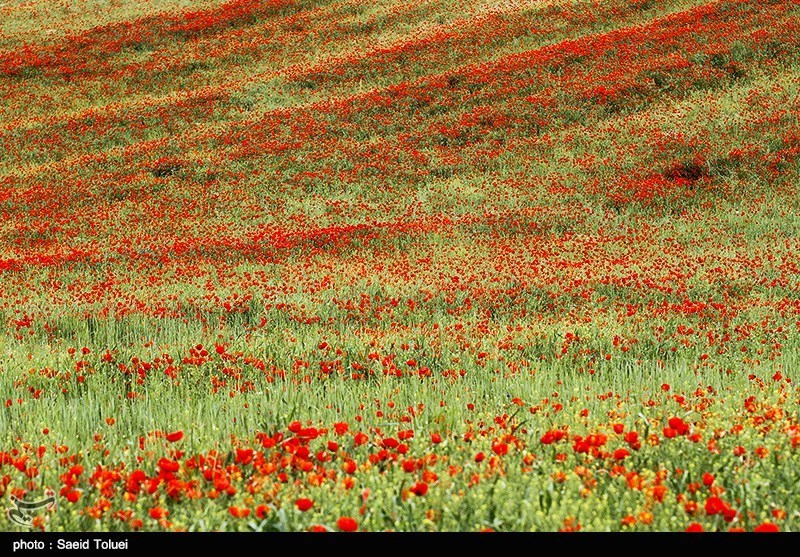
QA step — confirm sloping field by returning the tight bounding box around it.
[1,0,800,531]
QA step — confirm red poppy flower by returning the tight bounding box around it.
[229,506,250,518]
[337,516,358,532]
[65,490,81,503]
[157,458,180,473]
[411,482,428,496]
[754,522,779,533]
[166,431,184,443]
[685,522,703,532]
[382,437,399,449]
[296,498,314,512]
[430,433,442,444]
[613,448,629,461]
[235,448,254,465]
[149,507,168,520]
[667,417,689,435]
[702,473,714,486]
[354,432,369,446]
[492,442,509,456]
[704,497,726,516]
[652,485,667,503]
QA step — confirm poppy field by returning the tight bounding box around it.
[2,0,800,532]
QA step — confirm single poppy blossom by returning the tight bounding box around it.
[296,498,314,512]
[613,448,629,461]
[754,522,779,532]
[166,431,184,443]
[382,437,399,449]
[686,522,703,532]
[337,516,358,532]
[353,432,369,446]
[702,473,714,486]
[149,507,168,520]
[492,442,509,456]
[65,490,81,503]
[343,460,357,474]
[430,433,442,444]
[705,497,726,516]
[411,482,428,496]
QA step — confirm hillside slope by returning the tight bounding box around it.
[0,0,799,532]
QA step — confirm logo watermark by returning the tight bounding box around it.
[6,489,56,528]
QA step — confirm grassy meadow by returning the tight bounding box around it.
[0,0,799,531]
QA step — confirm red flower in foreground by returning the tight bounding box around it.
[65,490,81,503]
[229,506,250,518]
[337,516,358,532]
[149,507,168,520]
[704,497,727,516]
[166,431,184,443]
[492,442,509,456]
[296,498,314,512]
[754,522,779,532]
[431,433,442,444]
[613,448,629,461]
[686,522,704,532]
[411,482,429,496]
